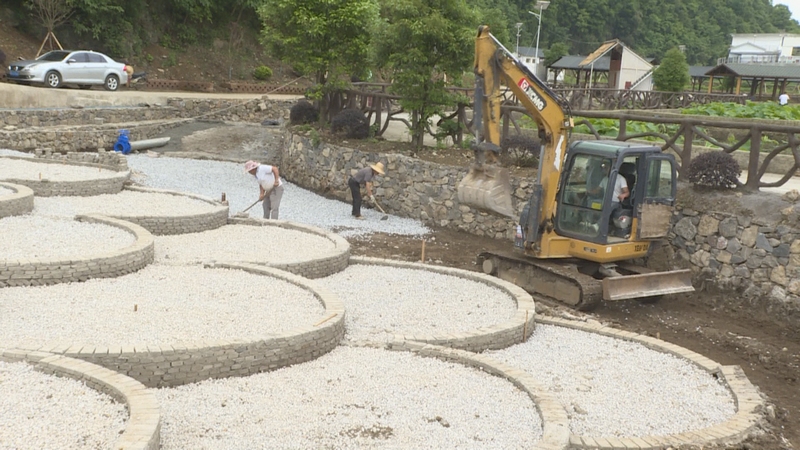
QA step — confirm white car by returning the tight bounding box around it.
[7,50,129,91]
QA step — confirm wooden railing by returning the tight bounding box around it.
[332,83,800,190]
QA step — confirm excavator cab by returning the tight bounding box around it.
[555,141,678,247]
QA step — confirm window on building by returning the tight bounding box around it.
[792,47,800,56]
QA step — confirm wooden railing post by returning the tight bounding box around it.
[681,122,693,178]
[746,128,762,191]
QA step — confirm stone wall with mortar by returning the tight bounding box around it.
[670,207,800,329]
[282,132,528,240]
[0,182,34,218]
[11,263,346,388]
[0,156,129,197]
[118,186,229,235]
[0,106,181,128]
[0,349,161,450]
[226,217,351,279]
[0,215,154,288]
[351,256,536,351]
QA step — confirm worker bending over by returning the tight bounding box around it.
[245,160,284,219]
[348,162,385,219]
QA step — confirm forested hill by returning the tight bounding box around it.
[2,0,798,67]
[488,0,800,64]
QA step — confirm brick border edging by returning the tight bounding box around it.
[0,349,160,450]
[15,263,346,388]
[350,256,536,352]
[0,214,154,288]
[0,156,130,197]
[536,316,764,450]
[367,340,570,450]
[0,182,34,218]
[224,217,351,279]
[110,185,229,235]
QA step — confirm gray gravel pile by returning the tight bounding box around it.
[0,215,135,260]
[0,157,120,181]
[153,346,542,449]
[0,361,127,449]
[126,154,430,237]
[155,224,337,265]
[0,265,324,348]
[318,264,516,342]
[33,190,218,218]
[488,324,736,438]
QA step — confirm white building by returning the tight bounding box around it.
[516,46,546,80]
[580,39,654,91]
[721,34,800,64]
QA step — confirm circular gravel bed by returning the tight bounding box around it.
[0,157,121,181]
[0,215,135,260]
[0,182,35,219]
[318,260,521,344]
[153,345,543,449]
[487,324,736,439]
[127,154,430,237]
[0,264,325,348]
[0,360,127,449]
[34,189,221,218]
[0,185,11,196]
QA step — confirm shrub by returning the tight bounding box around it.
[331,108,370,139]
[500,135,540,167]
[289,100,319,125]
[253,65,273,81]
[686,151,741,189]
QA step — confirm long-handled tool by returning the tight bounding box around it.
[372,198,389,220]
[235,198,262,218]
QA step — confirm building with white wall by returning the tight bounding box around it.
[722,34,800,64]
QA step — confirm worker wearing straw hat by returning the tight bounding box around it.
[348,161,385,219]
[245,160,284,219]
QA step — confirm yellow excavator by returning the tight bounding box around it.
[457,26,694,310]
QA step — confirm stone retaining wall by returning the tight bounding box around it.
[0,182,34,218]
[16,263,346,388]
[376,340,570,449]
[537,316,764,449]
[282,132,524,240]
[117,186,229,235]
[0,106,181,128]
[351,256,535,352]
[671,208,800,329]
[0,215,154,288]
[0,156,130,196]
[227,217,351,279]
[0,349,161,450]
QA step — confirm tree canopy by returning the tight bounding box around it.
[653,47,690,92]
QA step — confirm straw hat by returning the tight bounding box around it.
[370,161,385,175]
[244,160,259,173]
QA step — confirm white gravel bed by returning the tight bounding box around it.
[0,186,12,196]
[155,224,337,265]
[0,215,135,260]
[0,149,34,158]
[0,265,324,348]
[33,190,219,218]
[487,324,736,438]
[0,361,127,450]
[154,346,542,449]
[0,157,120,181]
[126,154,430,238]
[318,265,516,342]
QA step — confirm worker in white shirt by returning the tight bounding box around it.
[779,92,790,106]
[245,160,284,219]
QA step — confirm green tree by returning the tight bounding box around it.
[544,42,569,67]
[653,47,689,92]
[258,0,379,121]
[372,0,476,148]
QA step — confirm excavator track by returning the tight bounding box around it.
[478,251,603,311]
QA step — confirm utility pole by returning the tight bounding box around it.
[515,23,523,58]
[528,1,550,76]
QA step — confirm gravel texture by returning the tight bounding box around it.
[0,215,135,260]
[126,154,430,237]
[0,157,120,181]
[0,186,12,196]
[0,265,324,348]
[318,264,516,342]
[0,149,34,158]
[0,361,127,450]
[153,345,542,449]
[488,324,736,438]
[155,224,337,265]
[33,190,219,218]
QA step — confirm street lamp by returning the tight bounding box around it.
[515,22,523,58]
[528,1,550,76]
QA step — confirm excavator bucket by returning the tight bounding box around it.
[457,165,515,218]
[601,268,694,301]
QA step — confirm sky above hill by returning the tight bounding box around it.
[777,0,800,21]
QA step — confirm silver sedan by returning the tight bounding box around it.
[7,50,129,91]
